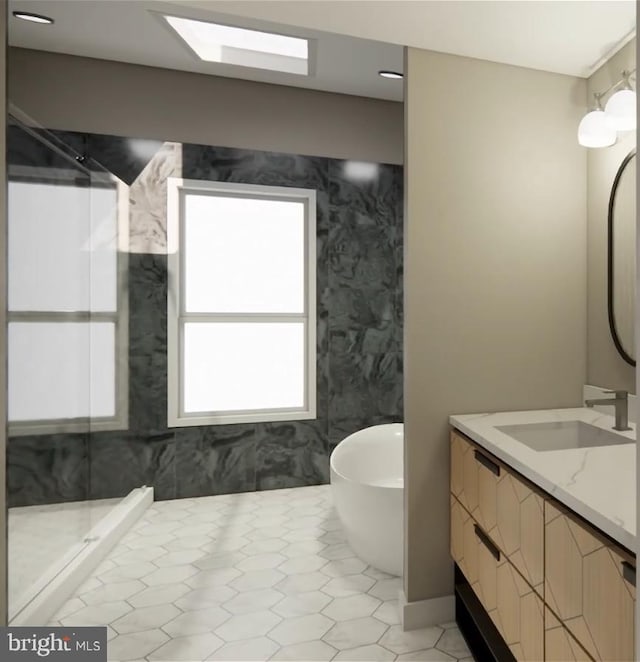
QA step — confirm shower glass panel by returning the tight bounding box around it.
[6,116,128,623]
[7,119,93,619]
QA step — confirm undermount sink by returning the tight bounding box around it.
[496,420,634,452]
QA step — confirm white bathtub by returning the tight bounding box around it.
[330,423,403,576]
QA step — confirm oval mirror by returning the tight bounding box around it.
[608,149,636,366]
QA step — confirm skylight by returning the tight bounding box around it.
[164,15,309,76]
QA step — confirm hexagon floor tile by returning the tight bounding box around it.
[323,616,389,650]
[52,484,470,661]
[269,613,334,646]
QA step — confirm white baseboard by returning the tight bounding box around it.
[399,589,455,631]
[11,486,153,626]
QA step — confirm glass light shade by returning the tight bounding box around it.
[604,89,637,131]
[577,110,617,148]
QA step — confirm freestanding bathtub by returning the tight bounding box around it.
[330,423,403,576]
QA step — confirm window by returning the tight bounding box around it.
[162,15,310,75]
[8,169,128,435]
[167,178,316,426]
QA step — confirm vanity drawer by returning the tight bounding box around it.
[545,607,593,661]
[545,501,635,661]
[450,429,544,594]
[451,495,544,661]
[451,429,498,530]
[451,494,479,587]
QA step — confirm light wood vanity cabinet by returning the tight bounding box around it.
[451,430,544,593]
[450,428,636,662]
[451,495,544,662]
[451,495,544,661]
[545,608,592,662]
[545,501,635,662]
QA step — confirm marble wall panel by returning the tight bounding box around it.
[7,130,403,506]
[182,146,329,192]
[87,135,164,186]
[255,420,330,491]
[129,141,181,255]
[89,431,176,501]
[8,434,88,507]
[328,349,403,446]
[128,253,168,434]
[175,425,257,498]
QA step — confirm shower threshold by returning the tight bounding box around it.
[9,486,153,626]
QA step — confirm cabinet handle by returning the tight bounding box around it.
[474,524,501,562]
[474,449,500,476]
[622,561,636,587]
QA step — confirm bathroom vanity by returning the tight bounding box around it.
[449,408,636,662]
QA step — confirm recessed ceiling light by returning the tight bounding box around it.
[163,14,309,76]
[378,70,403,80]
[12,11,54,24]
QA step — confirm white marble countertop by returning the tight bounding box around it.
[449,408,636,553]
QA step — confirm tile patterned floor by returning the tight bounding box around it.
[10,498,120,608]
[49,485,472,662]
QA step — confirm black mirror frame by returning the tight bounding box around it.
[607,148,636,367]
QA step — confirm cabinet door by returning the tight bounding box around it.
[451,494,543,661]
[451,494,478,588]
[450,429,498,532]
[491,467,544,596]
[450,429,544,594]
[545,501,635,661]
[492,557,544,662]
[545,607,593,662]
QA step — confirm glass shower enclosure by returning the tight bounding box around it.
[6,113,133,624]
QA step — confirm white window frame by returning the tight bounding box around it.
[8,168,129,437]
[167,177,316,427]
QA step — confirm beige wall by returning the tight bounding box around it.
[7,47,403,164]
[404,48,587,602]
[586,39,636,393]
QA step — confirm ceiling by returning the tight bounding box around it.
[8,0,405,101]
[8,0,636,103]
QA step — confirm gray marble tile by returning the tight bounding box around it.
[129,253,167,338]
[128,253,168,433]
[7,125,87,180]
[328,351,403,445]
[329,159,400,220]
[327,190,398,357]
[182,145,329,192]
[316,351,330,434]
[175,425,257,498]
[329,286,396,354]
[6,132,403,505]
[8,434,89,507]
[89,431,176,500]
[316,196,330,355]
[129,350,168,435]
[316,188,331,233]
[255,420,329,490]
[393,166,404,350]
[88,134,164,186]
[327,160,403,445]
[47,129,88,159]
[329,206,396,290]
[314,194,330,420]
[129,141,181,255]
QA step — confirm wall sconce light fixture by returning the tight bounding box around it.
[578,69,636,148]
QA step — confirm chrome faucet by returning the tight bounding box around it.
[584,390,631,431]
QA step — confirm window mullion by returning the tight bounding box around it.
[180,313,307,323]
